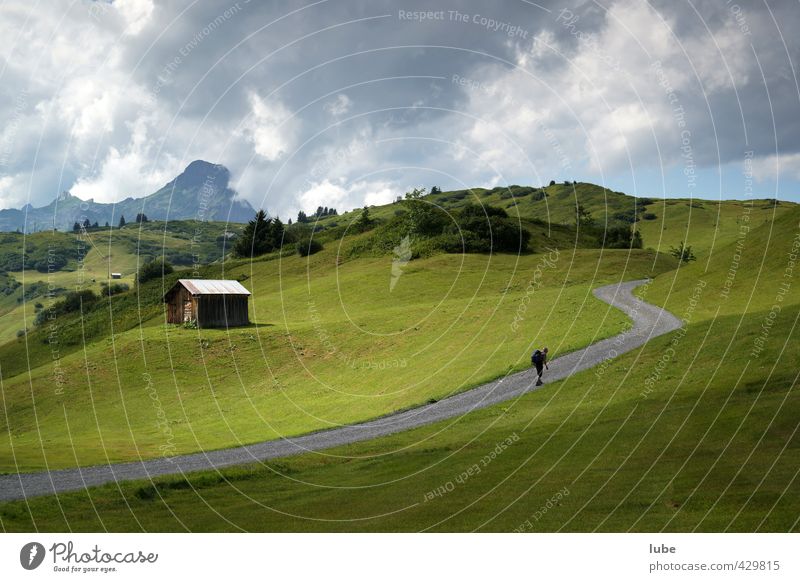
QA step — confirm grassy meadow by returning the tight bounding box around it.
[0,186,797,533]
[0,220,242,345]
[0,247,673,471]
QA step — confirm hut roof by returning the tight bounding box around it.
[165,279,251,298]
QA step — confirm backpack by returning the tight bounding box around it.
[531,349,543,365]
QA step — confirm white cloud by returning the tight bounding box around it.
[241,92,295,161]
[451,0,761,182]
[750,153,800,182]
[324,94,352,117]
[114,0,155,35]
[296,178,396,218]
[70,117,178,202]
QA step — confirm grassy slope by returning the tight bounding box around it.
[2,207,795,532]
[314,183,793,254]
[0,245,674,471]
[635,197,793,257]
[0,221,242,346]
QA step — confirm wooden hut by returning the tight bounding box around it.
[164,279,251,327]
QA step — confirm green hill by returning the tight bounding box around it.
[305,182,793,259]
[0,220,243,346]
[0,183,797,532]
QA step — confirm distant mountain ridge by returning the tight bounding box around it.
[0,160,256,232]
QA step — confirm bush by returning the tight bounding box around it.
[642,212,657,220]
[599,227,642,249]
[101,282,130,297]
[34,289,99,326]
[296,238,323,257]
[446,204,531,253]
[612,210,638,224]
[670,241,696,263]
[347,201,531,259]
[138,259,174,284]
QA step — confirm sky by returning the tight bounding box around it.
[1,0,799,219]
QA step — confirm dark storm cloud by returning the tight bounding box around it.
[0,0,798,214]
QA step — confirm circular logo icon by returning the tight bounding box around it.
[20,542,46,570]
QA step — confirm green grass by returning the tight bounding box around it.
[0,220,243,345]
[1,206,795,532]
[635,197,793,259]
[0,188,796,532]
[0,246,673,471]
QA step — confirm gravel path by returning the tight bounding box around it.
[0,279,682,502]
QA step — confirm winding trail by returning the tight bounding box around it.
[0,279,682,502]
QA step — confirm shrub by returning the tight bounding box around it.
[137,259,174,284]
[34,289,99,326]
[670,241,696,263]
[447,204,531,253]
[599,227,642,249]
[101,282,130,297]
[642,212,657,220]
[297,238,323,257]
[354,207,376,233]
[612,209,638,224]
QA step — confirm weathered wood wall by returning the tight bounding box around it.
[196,295,249,328]
[165,286,195,324]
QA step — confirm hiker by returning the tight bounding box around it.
[531,347,549,386]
